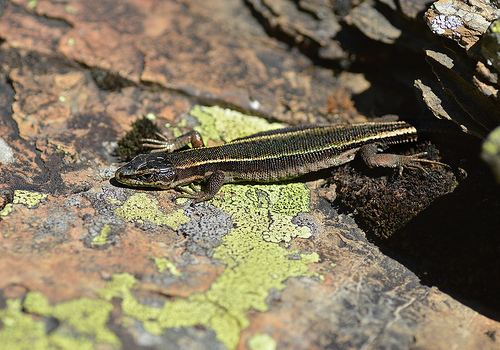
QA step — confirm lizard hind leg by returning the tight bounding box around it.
[359,143,449,176]
[396,152,449,176]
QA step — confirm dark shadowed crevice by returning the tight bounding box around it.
[377,162,500,321]
[329,131,500,320]
[0,75,19,139]
[89,68,136,92]
[243,0,348,68]
[11,2,73,29]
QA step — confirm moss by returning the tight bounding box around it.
[115,193,189,228]
[115,116,162,161]
[248,333,277,350]
[154,257,182,276]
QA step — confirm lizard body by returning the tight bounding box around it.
[115,121,442,202]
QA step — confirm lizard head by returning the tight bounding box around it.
[114,153,177,189]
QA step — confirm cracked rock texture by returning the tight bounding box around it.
[0,1,499,349]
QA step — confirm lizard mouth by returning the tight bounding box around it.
[115,166,150,183]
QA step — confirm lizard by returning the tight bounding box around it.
[114,121,446,202]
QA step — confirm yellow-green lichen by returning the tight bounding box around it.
[482,126,500,182]
[115,193,189,228]
[27,0,38,9]
[189,105,283,142]
[13,190,47,208]
[491,19,500,33]
[213,183,312,243]
[106,107,319,349]
[0,107,320,350]
[146,112,157,121]
[0,203,13,217]
[91,224,112,246]
[101,181,318,349]
[154,257,182,276]
[0,299,49,350]
[482,20,500,73]
[163,207,191,229]
[64,4,78,14]
[0,190,48,218]
[99,273,161,327]
[248,333,277,350]
[106,196,122,206]
[23,292,119,347]
[0,298,94,350]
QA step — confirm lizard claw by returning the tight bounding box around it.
[140,138,176,153]
[398,152,449,176]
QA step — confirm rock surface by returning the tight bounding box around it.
[0,1,499,349]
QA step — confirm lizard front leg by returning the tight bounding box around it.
[175,171,226,203]
[141,130,205,153]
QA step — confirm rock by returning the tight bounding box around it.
[0,1,499,349]
[426,0,500,50]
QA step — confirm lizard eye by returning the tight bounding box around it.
[156,165,176,182]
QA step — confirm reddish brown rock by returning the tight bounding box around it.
[0,1,499,349]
